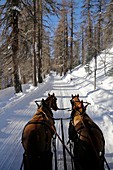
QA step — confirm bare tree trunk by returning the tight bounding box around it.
[12,0,22,93]
[65,14,68,74]
[98,2,102,52]
[37,0,43,83]
[94,55,97,90]
[81,25,85,65]
[33,0,37,86]
[70,0,74,71]
[94,27,97,90]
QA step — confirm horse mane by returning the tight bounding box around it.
[38,98,53,117]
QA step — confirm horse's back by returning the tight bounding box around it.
[22,121,53,154]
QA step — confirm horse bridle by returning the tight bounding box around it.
[70,96,91,116]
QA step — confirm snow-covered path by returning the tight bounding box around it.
[0,73,113,170]
[0,76,53,169]
[0,74,73,170]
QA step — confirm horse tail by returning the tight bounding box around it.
[28,130,39,154]
[24,130,39,170]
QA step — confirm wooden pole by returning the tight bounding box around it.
[61,118,67,170]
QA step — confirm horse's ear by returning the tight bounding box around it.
[48,93,50,96]
[42,98,45,104]
[81,100,85,109]
[35,101,40,108]
[37,104,40,109]
[72,94,73,98]
[70,99,73,104]
[53,93,55,96]
[77,94,79,97]
[81,100,83,105]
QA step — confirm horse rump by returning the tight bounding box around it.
[73,139,105,170]
[23,130,53,170]
[23,150,53,170]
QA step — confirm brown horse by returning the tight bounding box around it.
[68,94,105,170]
[22,93,58,170]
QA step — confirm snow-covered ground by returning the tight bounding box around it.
[0,47,113,170]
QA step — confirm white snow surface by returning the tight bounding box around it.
[0,47,113,169]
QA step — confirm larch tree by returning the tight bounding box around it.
[93,0,107,90]
[11,0,23,93]
[42,30,51,77]
[81,25,86,65]
[69,0,76,71]
[0,0,23,93]
[93,0,107,53]
[81,0,94,63]
[104,0,113,47]
[32,0,37,86]
[53,0,69,76]
[18,3,33,84]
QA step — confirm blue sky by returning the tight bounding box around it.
[0,0,5,5]
[0,0,82,35]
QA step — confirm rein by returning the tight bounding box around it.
[57,107,71,111]
[40,109,74,160]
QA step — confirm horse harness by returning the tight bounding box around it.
[21,107,55,154]
[71,111,104,162]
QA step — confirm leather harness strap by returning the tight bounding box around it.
[23,120,55,136]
